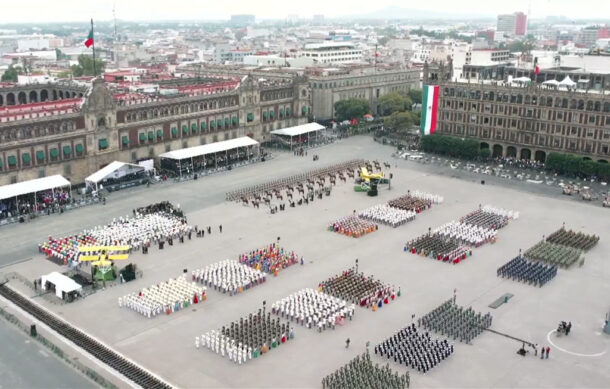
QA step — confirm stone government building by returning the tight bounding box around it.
[435,81,610,163]
[0,65,421,186]
[0,74,311,185]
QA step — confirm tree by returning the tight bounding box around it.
[384,111,414,132]
[70,54,105,77]
[1,65,21,82]
[56,70,72,79]
[407,89,422,105]
[480,147,491,160]
[334,99,370,122]
[377,92,412,116]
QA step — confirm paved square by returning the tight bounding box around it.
[2,137,610,388]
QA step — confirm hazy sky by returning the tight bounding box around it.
[0,0,607,23]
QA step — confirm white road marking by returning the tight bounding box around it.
[546,329,608,357]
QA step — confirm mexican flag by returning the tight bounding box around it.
[84,28,94,48]
[420,85,439,135]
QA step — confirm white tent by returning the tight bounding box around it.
[0,174,70,202]
[270,123,326,150]
[542,79,560,86]
[41,272,82,299]
[85,161,145,191]
[559,76,576,87]
[159,136,259,161]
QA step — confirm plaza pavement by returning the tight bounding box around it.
[1,136,609,388]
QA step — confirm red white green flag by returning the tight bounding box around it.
[84,28,94,48]
[420,85,439,135]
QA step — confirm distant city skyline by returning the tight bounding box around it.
[0,0,608,24]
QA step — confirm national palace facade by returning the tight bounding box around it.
[435,81,610,163]
[0,74,310,185]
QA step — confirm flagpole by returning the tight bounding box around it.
[91,18,97,77]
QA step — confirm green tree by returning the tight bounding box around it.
[408,89,422,105]
[70,54,105,77]
[378,92,412,116]
[480,147,491,160]
[334,99,370,122]
[1,65,21,82]
[384,111,414,132]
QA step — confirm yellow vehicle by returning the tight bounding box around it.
[360,167,384,183]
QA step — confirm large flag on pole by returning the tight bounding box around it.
[84,28,94,48]
[420,85,439,135]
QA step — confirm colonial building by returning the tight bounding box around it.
[435,81,610,163]
[0,74,310,185]
[308,67,420,120]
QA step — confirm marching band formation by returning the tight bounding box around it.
[497,256,558,287]
[376,323,454,374]
[192,259,267,295]
[419,298,492,344]
[119,275,206,318]
[322,352,410,389]
[271,288,356,332]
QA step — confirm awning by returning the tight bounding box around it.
[0,175,71,201]
[247,113,254,121]
[122,136,129,145]
[270,122,325,137]
[159,136,259,161]
[559,76,576,87]
[75,144,84,154]
[542,79,560,86]
[98,139,108,149]
[147,131,154,141]
[50,148,59,158]
[22,153,31,163]
[36,150,45,161]
[85,161,145,185]
[171,127,178,136]
[157,129,163,138]
[201,122,207,130]
[63,146,71,156]
[8,156,17,166]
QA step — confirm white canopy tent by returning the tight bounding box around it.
[270,123,325,150]
[542,79,560,88]
[559,76,577,89]
[41,271,82,299]
[0,175,71,211]
[85,161,146,191]
[159,136,260,176]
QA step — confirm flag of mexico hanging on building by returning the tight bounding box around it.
[420,85,440,135]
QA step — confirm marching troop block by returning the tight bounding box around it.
[322,352,410,389]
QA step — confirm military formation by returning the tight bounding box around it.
[419,298,492,344]
[405,234,470,264]
[545,227,599,251]
[524,241,583,268]
[497,256,558,287]
[271,288,355,331]
[192,259,267,295]
[198,306,293,364]
[376,323,454,374]
[322,352,410,389]
[319,268,397,309]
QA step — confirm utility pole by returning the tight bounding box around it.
[91,19,97,77]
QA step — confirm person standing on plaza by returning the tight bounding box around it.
[546,347,550,359]
[219,224,223,233]
[541,347,545,359]
[345,338,350,348]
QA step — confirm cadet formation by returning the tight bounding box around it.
[319,268,397,309]
[197,307,293,364]
[322,352,410,389]
[497,256,558,287]
[376,323,454,373]
[119,275,207,318]
[271,288,356,331]
[419,298,493,344]
[192,259,267,295]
